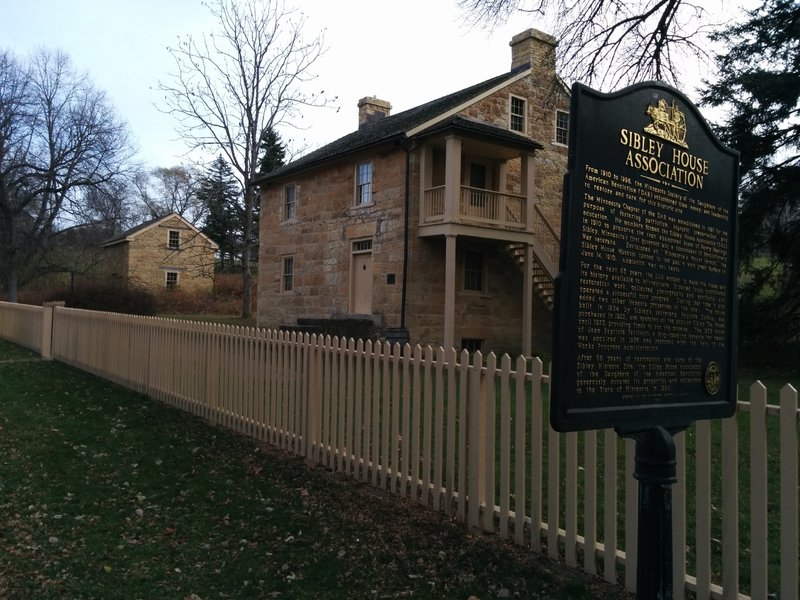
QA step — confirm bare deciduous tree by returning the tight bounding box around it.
[157,0,330,318]
[133,166,203,225]
[459,0,717,89]
[0,48,132,301]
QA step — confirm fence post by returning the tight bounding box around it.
[41,301,65,360]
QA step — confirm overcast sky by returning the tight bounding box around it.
[2,0,747,171]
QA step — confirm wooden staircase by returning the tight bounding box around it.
[505,205,560,311]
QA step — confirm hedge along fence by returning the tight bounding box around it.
[0,301,798,599]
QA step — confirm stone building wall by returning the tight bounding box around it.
[119,216,216,293]
[258,148,408,330]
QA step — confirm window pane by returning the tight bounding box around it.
[510,96,525,132]
[357,162,372,204]
[282,256,294,292]
[285,185,296,220]
[464,251,484,291]
[556,110,570,144]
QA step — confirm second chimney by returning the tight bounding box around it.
[358,96,392,128]
[510,28,557,74]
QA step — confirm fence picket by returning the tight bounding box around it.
[779,385,798,600]
[584,429,597,575]
[673,430,687,600]
[530,358,544,553]
[750,382,769,599]
[566,431,578,566]
[499,354,511,539]
[696,419,712,598]
[514,356,526,546]
[603,428,618,583]
[721,413,738,599]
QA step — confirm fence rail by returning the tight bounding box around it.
[1,302,798,599]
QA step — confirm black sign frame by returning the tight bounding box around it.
[551,82,740,433]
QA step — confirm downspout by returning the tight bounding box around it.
[400,140,413,330]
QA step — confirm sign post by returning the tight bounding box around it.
[551,82,739,598]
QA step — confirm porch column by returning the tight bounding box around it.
[444,234,457,350]
[521,152,536,231]
[444,135,462,221]
[521,152,537,355]
[522,244,533,356]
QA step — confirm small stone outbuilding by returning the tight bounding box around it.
[101,213,218,292]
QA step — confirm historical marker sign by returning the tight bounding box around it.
[551,82,740,433]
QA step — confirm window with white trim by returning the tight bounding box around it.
[284,184,297,221]
[555,110,570,145]
[165,271,179,288]
[281,255,294,292]
[168,230,180,249]
[356,161,373,205]
[510,95,526,133]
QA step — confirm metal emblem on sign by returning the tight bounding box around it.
[704,362,721,396]
[645,99,688,148]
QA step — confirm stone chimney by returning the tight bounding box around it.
[358,96,392,128]
[510,28,557,74]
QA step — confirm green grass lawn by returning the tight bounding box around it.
[0,339,631,600]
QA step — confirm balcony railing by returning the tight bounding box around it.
[422,185,528,230]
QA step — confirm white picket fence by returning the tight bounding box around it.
[0,301,798,599]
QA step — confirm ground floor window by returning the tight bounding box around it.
[461,338,483,353]
[282,255,294,292]
[463,250,485,292]
[165,271,179,288]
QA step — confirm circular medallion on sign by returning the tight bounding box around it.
[704,362,721,396]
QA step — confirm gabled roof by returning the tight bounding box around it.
[100,212,219,249]
[252,63,536,186]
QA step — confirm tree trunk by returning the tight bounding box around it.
[0,209,18,303]
[240,186,255,319]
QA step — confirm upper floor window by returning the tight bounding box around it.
[168,230,180,249]
[555,110,570,145]
[464,250,485,292]
[284,184,297,220]
[282,255,294,292]
[356,161,372,205]
[510,96,526,133]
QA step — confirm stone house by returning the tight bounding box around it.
[101,213,218,293]
[254,29,569,356]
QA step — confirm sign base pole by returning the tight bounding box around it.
[620,426,678,600]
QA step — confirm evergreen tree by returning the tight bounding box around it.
[198,156,242,271]
[702,0,800,357]
[258,127,287,174]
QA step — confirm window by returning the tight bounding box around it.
[464,250,485,292]
[461,338,483,353]
[282,256,294,292]
[168,230,180,249]
[165,271,179,288]
[555,110,570,145]
[510,95,526,133]
[356,161,372,205]
[352,239,372,253]
[284,184,297,220]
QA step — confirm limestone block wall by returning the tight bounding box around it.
[258,148,408,330]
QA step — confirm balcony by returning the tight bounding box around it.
[421,185,529,235]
